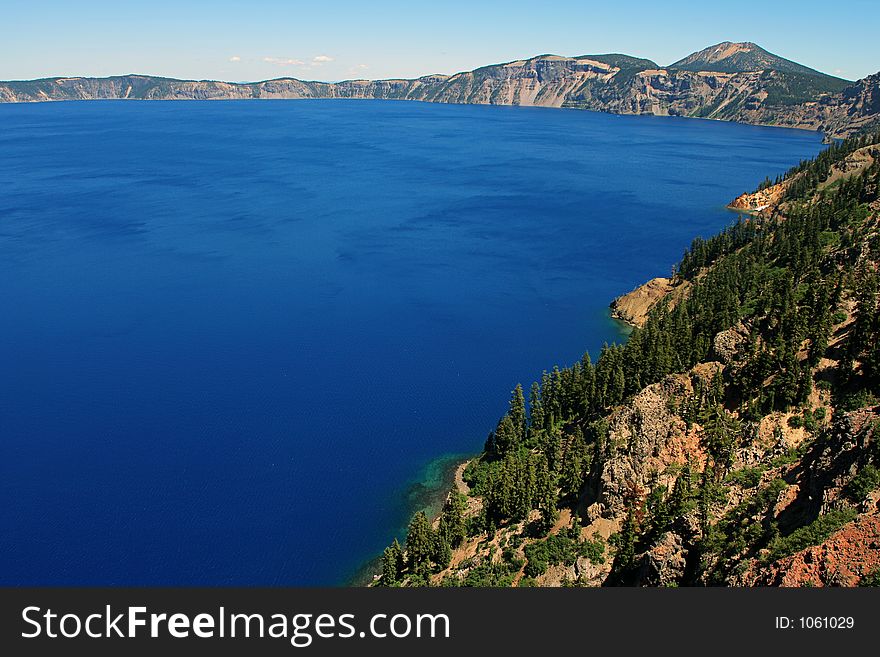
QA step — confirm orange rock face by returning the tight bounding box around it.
[728,180,787,212]
[748,514,880,586]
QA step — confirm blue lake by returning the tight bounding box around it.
[0,99,822,585]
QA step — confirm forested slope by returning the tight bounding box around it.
[379,131,880,587]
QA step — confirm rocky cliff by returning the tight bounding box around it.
[610,277,684,328]
[3,42,878,139]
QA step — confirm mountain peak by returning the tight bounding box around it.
[669,41,844,79]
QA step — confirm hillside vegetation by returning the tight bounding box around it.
[379,131,880,588]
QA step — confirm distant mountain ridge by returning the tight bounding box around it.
[669,41,836,77]
[1,42,877,139]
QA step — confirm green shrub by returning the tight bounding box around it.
[839,390,878,412]
[453,558,519,587]
[844,465,880,502]
[766,508,857,562]
[771,446,808,468]
[726,466,766,489]
[523,541,549,578]
[523,530,605,577]
[859,567,880,587]
[578,537,606,565]
[462,458,493,495]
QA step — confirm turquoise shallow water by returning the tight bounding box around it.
[0,99,823,584]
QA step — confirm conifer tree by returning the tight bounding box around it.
[432,533,452,570]
[700,405,741,470]
[406,511,434,572]
[535,456,558,534]
[528,381,544,437]
[490,414,519,457]
[382,539,403,585]
[437,492,467,548]
[560,445,583,499]
[613,508,637,572]
[510,384,527,443]
[540,427,563,474]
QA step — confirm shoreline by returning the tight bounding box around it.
[349,309,643,586]
[347,451,475,586]
[0,94,830,137]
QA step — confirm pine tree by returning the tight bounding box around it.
[613,508,637,572]
[647,485,671,533]
[381,539,403,585]
[560,444,583,499]
[700,404,741,470]
[437,492,467,548]
[668,466,692,518]
[535,456,558,534]
[406,511,434,572]
[610,365,626,406]
[490,414,519,457]
[512,453,536,520]
[432,533,452,570]
[540,427,563,474]
[579,352,595,417]
[510,384,527,443]
[528,381,544,437]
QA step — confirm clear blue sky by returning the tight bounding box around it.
[3,0,878,82]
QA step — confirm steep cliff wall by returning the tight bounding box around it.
[2,45,878,139]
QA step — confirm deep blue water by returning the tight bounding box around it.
[0,99,822,585]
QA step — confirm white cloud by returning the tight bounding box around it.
[263,56,305,67]
[229,56,241,63]
[258,54,335,70]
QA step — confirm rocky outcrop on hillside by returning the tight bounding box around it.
[745,515,880,586]
[733,412,880,586]
[610,278,674,327]
[729,143,879,211]
[729,181,788,213]
[712,322,750,364]
[589,370,709,519]
[419,56,621,107]
[3,43,878,139]
[610,277,691,328]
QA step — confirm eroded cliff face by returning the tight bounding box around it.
[610,277,690,328]
[610,277,674,328]
[417,56,620,107]
[728,182,787,213]
[822,73,880,138]
[2,55,878,138]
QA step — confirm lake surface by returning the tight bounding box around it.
[0,99,822,585]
